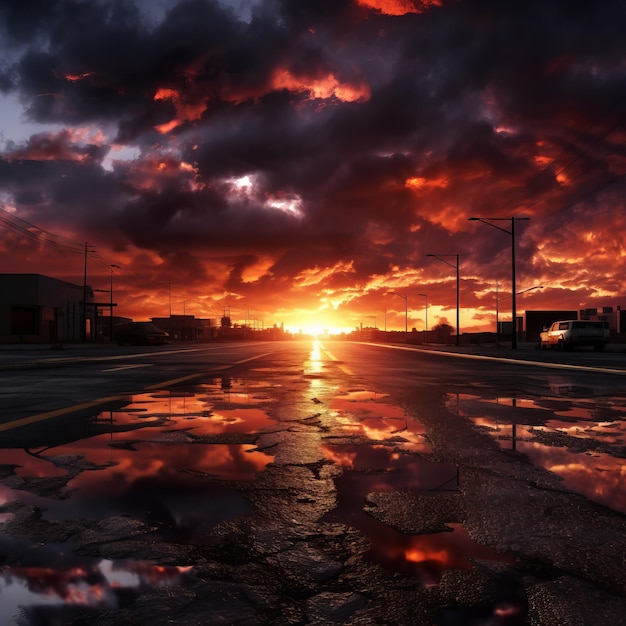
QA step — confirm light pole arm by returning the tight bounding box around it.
[426,254,457,269]
[467,217,512,235]
[468,217,529,349]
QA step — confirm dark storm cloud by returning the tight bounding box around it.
[0,0,625,327]
[0,0,59,44]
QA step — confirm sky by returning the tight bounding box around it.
[0,0,625,335]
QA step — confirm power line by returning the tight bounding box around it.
[0,205,116,268]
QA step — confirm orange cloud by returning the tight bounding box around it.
[153,87,208,133]
[294,260,356,288]
[4,130,96,162]
[271,68,371,103]
[120,153,202,194]
[405,176,448,190]
[357,0,443,15]
[64,72,97,82]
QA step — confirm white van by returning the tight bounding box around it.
[538,320,609,351]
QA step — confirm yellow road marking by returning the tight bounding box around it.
[0,396,126,432]
[321,348,354,375]
[144,373,204,389]
[361,342,626,375]
[103,364,153,372]
[1,352,276,433]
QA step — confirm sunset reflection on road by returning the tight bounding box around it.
[447,391,626,513]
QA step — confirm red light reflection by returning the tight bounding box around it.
[0,449,67,478]
[322,445,505,584]
[65,442,273,496]
[516,442,626,514]
[366,523,508,586]
[330,391,430,452]
[447,392,626,514]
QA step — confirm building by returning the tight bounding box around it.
[150,315,214,341]
[579,306,622,333]
[0,274,93,344]
[525,310,579,342]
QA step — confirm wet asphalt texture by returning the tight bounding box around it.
[0,344,624,625]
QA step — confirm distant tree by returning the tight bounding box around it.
[432,323,453,343]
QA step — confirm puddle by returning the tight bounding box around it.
[513,442,626,513]
[329,390,431,453]
[322,444,508,585]
[0,548,194,625]
[447,392,626,513]
[0,382,278,620]
[334,390,389,402]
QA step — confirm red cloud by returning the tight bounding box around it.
[4,130,102,162]
[357,0,443,15]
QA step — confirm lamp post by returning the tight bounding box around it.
[369,315,377,329]
[82,242,97,342]
[468,217,529,349]
[426,254,460,346]
[417,293,428,341]
[109,264,120,342]
[496,284,543,348]
[390,292,408,343]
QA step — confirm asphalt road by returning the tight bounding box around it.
[0,341,624,625]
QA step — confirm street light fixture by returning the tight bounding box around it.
[468,217,530,349]
[496,284,543,348]
[390,292,408,343]
[417,293,428,340]
[426,254,460,346]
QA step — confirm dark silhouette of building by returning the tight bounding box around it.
[0,274,92,343]
[150,315,214,341]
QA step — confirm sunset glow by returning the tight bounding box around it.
[357,0,443,15]
[0,1,624,334]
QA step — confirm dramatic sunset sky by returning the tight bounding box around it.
[0,0,625,334]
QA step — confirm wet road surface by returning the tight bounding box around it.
[0,341,625,625]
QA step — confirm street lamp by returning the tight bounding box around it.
[468,217,530,349]
[369,315,377,329]
[390,292,408,343]
[426,254,460,346]
[496,284,543,348]
[109,264,120,342]
[81,242,97,342]
[417,293,428,340]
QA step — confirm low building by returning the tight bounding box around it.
[0,273,93,344]
[525,310,579,342]
[579,306,622,333]
[150,315,214,341]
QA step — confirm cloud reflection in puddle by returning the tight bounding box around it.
[329,389,431,453]
[0,555,194,623]
[322,444,508,584]
[447,392,626,513]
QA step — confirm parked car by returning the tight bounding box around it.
[113,321,169,346]
[538,320,609,351]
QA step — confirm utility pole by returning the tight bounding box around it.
[468,217,529,349]
[109,264,120,342]
[82,242,88,342]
